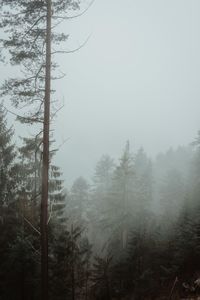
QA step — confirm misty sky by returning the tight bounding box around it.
[3,0,200,185]
[52,0,200,184]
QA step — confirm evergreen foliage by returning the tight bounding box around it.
[1,101,200,299]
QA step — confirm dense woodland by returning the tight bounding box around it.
[0,1,200,300]
[1,101,200,299]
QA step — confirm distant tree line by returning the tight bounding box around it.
[1,103,200,299]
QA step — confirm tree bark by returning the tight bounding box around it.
[41,0,51,299]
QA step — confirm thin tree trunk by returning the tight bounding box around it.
[71,225,75,300]
[41,0,51,299]
[85,264,88,300]
[106,279,111,300]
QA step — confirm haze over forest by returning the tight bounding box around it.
[1,1,200,300]
[56,0,200,183]
[2,0,200,184]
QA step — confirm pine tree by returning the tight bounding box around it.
[0,2,81,298]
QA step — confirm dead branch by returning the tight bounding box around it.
[52,0,95,20]
[51,34,91,55]
[24,217,41,236]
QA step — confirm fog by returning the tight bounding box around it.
[50,0,200,183]
[2,1,200,299]
[1,0,200,184]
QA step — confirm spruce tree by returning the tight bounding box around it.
[70,176,90,224]
[107,141,135,252]
[0,103,31,300]
[0,103,19,210]
[91,255,113,300]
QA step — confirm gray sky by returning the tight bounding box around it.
[3,0,200,185]
[52,0,200,184]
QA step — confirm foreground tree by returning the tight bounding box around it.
[0,1,82,299]
[0,103,35,300]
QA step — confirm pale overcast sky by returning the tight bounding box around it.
[3,0,200,185]
[52,0,200,184]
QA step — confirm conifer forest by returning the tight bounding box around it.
[1,1,200,300]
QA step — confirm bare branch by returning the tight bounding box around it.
[24,217,41,235]
[30,192,41,202]
[3,105,43,123]
[50,104,64,121]
[51,71,66,80]
[52,0,95,20]
[50,138,70,153]
[51,19,64,29]
[26,239,41,256]
[51,34,91,55]
[21,15,46,40]
[47,198,55,224]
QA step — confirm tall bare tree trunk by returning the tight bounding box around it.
[41,0,51,299]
